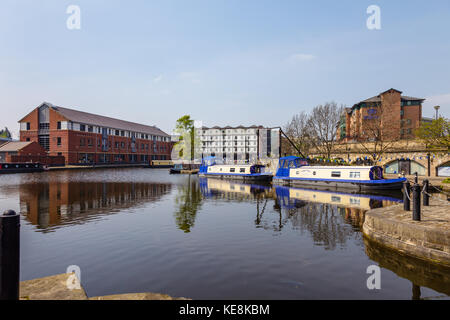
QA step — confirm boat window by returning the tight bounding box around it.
[350,172,360,178]
[230,168,235,172]
[240,168,246,173]
[313,171,316,175]
[331,196,341,202]
[331,171,341,177]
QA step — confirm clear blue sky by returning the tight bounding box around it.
[1,0,449,138]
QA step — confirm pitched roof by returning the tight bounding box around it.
[0,141,33,152]
[353,89,425,110]
[23,102,169,137]
[401,95,425,101]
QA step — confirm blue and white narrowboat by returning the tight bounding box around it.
[273,156,406,191]
[199,157,273,182]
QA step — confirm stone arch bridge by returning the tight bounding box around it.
[329,149,449,177]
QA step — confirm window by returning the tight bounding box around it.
[230,168,235,173]
[26,122,30,130]
[121,131,125,137]
[115,130,120,136]
[331,196,341,203]
[39,123,49,130]
[88,126,93,133]
[240,168,245,173]
[80,124,86,131]
[26,138,30,142]
[350,172,360,178]
[121,142,125,148]
[331,171,341,177]
[80,138,85,146]
[88,139,92,147]
[57,137,61,146]
[57,121,61,130]
[313,171,316,175]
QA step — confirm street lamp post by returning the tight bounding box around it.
[434,105,440,120]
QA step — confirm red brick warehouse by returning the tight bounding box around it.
[19,102,173,165]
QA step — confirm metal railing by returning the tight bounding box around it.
[402,177,449,221]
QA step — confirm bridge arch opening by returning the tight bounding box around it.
[384,159,426,176]
[437,161,450,177]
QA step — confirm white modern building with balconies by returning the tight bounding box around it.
[195,125,280,163]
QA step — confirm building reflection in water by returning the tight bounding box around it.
[19,181,172,231]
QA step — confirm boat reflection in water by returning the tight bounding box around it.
[199,177,273,201]
[19,181,172,231]
[199,178,401,238]
[275,186,403,228]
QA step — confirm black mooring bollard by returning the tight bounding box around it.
[403,181,411,211]
[412,184,421,221]
[422,179,429,206]
[0,210,20,300]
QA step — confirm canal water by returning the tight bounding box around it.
[0,168,449,299]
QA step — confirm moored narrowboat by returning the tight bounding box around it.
[169,163,200,174]
[199,157,273,182]
[0,162,44,174]
[273,156,406,191]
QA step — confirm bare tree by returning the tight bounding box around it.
[307,102,344,159]
[356,100,398,161]
[282,112,312,156]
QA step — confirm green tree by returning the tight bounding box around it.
[0,127,12,139]
[415,117,450,150]
[174,115,194,161]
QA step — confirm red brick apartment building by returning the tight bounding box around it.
[337,88,425,142]
[19,102,172,165]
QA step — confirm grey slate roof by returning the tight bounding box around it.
[36,102,169,137]
[356,89,425,106]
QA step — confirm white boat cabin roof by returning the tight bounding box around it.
[299,166,379,170]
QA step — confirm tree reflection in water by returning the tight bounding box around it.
[174,176,203,233]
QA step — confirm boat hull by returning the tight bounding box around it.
[199,173,273,182]
[0,163,44,174]
[273,177,406,191]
